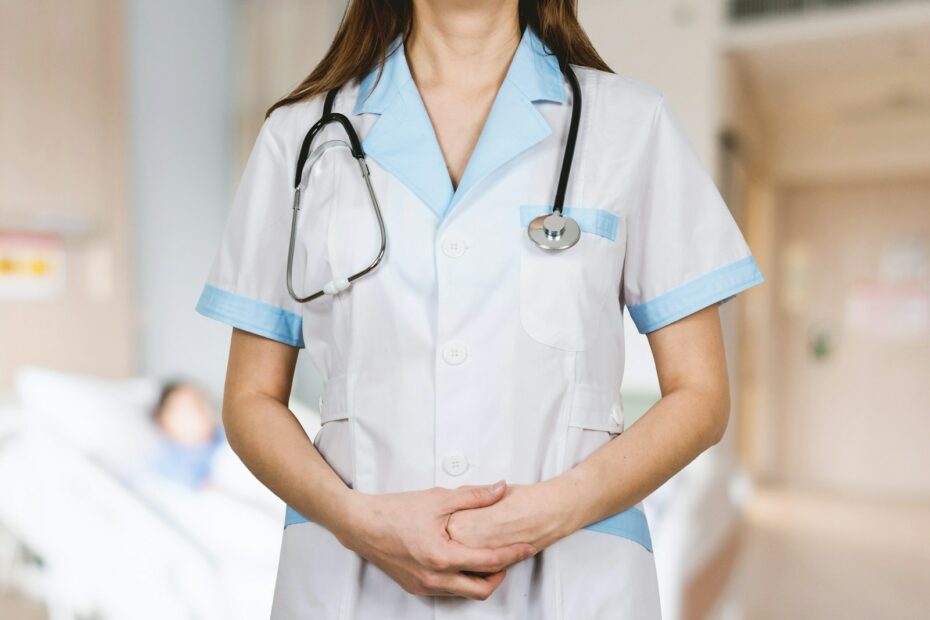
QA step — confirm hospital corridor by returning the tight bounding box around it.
[2,1,929,618]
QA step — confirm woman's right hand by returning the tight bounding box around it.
[333,480,537,600]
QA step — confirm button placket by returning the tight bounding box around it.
[435,223,478,485]
[441,452,470,476]
[441,238,467,258]
[441,340,469,365]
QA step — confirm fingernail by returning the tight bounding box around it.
[490,480,505,493]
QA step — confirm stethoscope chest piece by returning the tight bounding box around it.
[528,212,581,251]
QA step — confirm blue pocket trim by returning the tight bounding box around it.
[627,255,764,334]
[195,284,305,348]
[284,504,652,553]
[520,205,619,241]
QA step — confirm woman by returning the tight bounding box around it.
[196,0,764,617]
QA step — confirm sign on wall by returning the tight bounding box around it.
[0,231,66,300]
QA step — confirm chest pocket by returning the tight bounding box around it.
[519,205,622,351]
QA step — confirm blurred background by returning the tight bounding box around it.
[1,0,929,618]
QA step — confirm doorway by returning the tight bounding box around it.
[775,179,930,496]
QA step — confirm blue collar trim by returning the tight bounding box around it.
[350,27,567,219]
[354,26,565,115]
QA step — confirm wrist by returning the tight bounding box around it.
[548,466,600,537]
[323,486,369,550]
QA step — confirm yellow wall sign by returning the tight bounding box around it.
[0,231,66,299]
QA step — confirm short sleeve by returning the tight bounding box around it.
[621,96,764,334]
[195,116,305,347]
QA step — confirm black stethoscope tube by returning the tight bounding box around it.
[287,56,583,302]
[553,63,581,216]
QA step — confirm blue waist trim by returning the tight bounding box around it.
[583,505,652,553]
[284,503,652,553]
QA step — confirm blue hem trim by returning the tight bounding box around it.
[520,205,619,241]
[195,285,305,348]
[283,504,651,553]
[628,255,764,334]
[584,506,652,553]
[284,505,309,528]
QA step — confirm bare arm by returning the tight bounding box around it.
[446,304,730,549]
[222,327,535,599]
[561,303,731,531]
[221,327,353,533]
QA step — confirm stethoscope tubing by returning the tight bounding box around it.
[286,59,582,302]
[552,63,581,216]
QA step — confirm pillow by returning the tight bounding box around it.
[14,366,163,476]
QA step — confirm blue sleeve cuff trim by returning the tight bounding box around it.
[628,255,764,334]
[520,205,619,241]
[195,284,305,348]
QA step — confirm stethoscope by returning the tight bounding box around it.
[286,59,583,303]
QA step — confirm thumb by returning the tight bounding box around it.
[445,480,507,512]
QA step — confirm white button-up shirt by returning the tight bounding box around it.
[197,25,763,620]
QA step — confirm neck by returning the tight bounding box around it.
[406,0,521,91]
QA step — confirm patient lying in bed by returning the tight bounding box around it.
[149,381,225,490]
[138,378,284,520]
[1,367,289,619]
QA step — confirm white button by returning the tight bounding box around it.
[442,452,469,476]
[441,341,468,365]
[611,402,623,426]
[441,238,467,258]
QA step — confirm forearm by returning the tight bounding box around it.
[223,391,358,540]
[554,384,728,536]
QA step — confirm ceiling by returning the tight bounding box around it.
[726,13,930,182]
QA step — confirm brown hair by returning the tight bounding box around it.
[265,0,612,118]
[151,380,182,424]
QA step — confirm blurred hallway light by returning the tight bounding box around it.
[729,0,915,21]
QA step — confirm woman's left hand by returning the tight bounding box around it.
[445,478,580,553]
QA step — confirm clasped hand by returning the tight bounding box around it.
[335,479,578,601]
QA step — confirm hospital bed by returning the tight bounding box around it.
[0,367,319,620]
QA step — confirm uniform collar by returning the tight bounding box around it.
[351,26,566,219]
[354,26,565,114]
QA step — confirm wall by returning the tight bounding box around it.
[777,179,930,497]
[726,2,930,479]
[129,0,345,403]
[128,0,235,395]
[0,1,133,387]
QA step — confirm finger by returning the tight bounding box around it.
[432,569,507,600]
[442,539,536,574]
[442,480,507,512]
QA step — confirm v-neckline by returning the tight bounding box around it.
[402,43,516,195]
[352,26,567,220]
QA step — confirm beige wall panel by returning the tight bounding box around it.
[0,0,133,385]
[776,179,930,497]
